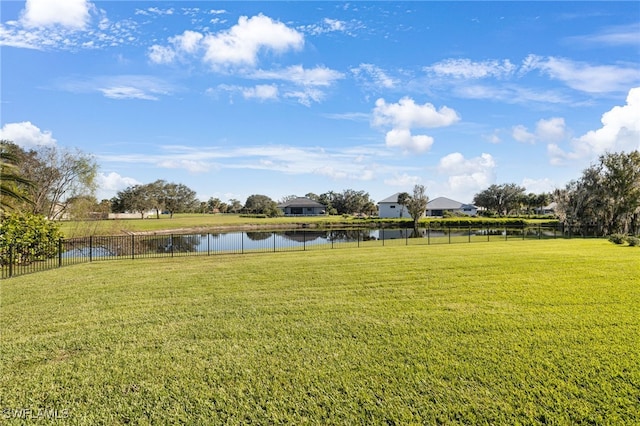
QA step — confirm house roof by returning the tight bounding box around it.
[378,192,402,204]
[277,197,325,208]
[426,197,466,210]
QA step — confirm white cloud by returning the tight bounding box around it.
[242,84,279,101]
[58,75,173,100]
[521,177,556,195]
[385,129,434,153]
[550,86,640,163]
[512,117,567,144]
[521,55,640,93]
[0,121,56,148]
[384,173,422,187]
[454,84,570,105]
[426,58,516,79]
[202,14,304,68]
[351,64,397,89]
[372,97,460,129]
[301,18,348,35]
[512,125,537,144]
[251,65,344,87]
[21,0,91,30]
[1,5,138,51]
[148,15,305,71]
[157,159,211,173]
[536,117,567,142]
[437,152,496,201]
[148,44,176,64]
[148,30,204,64]
[483,130,502,144]
[97,172,140,191]
[96,172,141,200]
[99,86,158,100]
[567,23,640,47]
[372,97,459,153]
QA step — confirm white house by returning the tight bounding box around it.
[426,197,477,217]
[377,193,410,218]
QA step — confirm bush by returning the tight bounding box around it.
[0,213,62,265]
[608,233,627,245]
[626,236,640,247]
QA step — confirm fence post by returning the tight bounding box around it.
[406,228,408,246]
[468,224,471,243]
[382,228,385,246]
[207,233,210,256]
[448,223,451,244]
[303,230,306,251]
[9,244,14,278]
[171,234,174,258]
[539,224,541,240]
[58,238,63,267]
[357,231,360,248]
[273,232,276,253]
[523,224,525,240]
[131,234,135,260]
[241,233,244,254]
[428,223,430,245]
[89,236,93,262]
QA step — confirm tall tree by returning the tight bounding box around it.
[0,146,33,213]
[1,142,97,219]
[396,192,410,218]
[405,185,429,232]
[556,151,640,235]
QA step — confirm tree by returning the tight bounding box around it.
[555,151,640,235]
[318,189,373,215]
[162,182,198,218]
[396,192,410,218]
[1,141,97,220]
[243,194,280,217]
[279,195,298,203]
[0,145,33,213]
[207,197,223,213]
[473,183,526,216]
[113,184,153,218]
[405,185,429,233]
[228,199,242,214]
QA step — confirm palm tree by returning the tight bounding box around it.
[0,150,33,212]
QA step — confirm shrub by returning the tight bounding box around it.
[626,236,640,247]
[0,212,62,265]
[608,233,627,245]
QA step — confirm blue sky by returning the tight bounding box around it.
[1,1,639,205]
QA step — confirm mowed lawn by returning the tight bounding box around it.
[1,240,638,424]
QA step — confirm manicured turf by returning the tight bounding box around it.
[1,239,638,424]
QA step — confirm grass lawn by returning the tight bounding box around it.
[58,214,359,237]
[1,239,638,424]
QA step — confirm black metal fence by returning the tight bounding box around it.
[1,223,584,279]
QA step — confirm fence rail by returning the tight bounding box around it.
[1,223,586,279]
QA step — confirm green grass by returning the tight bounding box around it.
[1,240,638,424]
[58,214,558,238]
[59,214,355,237]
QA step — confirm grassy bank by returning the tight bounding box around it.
[59,214,557,237]
[1,240,638,424]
